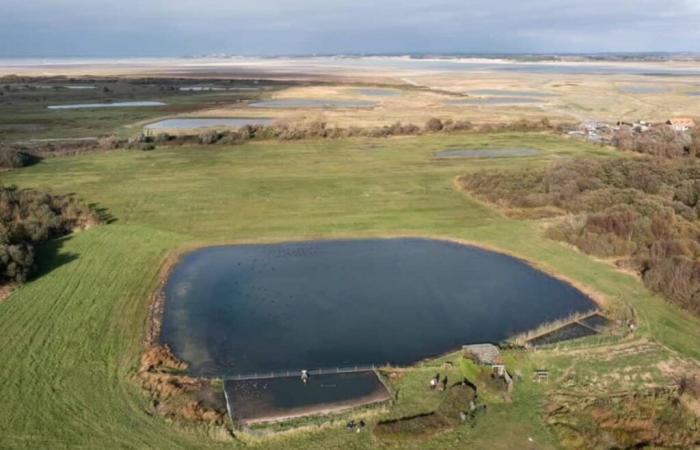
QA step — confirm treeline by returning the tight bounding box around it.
[1,118,563,168]
[459,157,700,315]
[0,186,99,284]
[177,117,560,145]
[613,124,700,158]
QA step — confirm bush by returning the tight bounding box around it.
[0,147,37,168]
[0,185,100,284]
[97,136,124,150]
[153,133,173,144]
[198,130,221,145]
[424,118,444,132]
[613,125,692,158]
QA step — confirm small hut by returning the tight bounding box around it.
[462,344,502,365]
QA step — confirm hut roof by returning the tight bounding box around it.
[462,343,501,365]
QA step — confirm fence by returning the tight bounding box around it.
[224,365,380,381]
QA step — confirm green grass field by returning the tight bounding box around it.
[1,132,698,449]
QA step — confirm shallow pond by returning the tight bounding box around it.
[224,371,389,423]
[179,86,226,91]
[468,89,554,97]
[48,101,166,110]
[354,88,400,97]
[179,86,263,92]
[145,117,274,130]
[447,97,543,105]
[618,86,669,94]
[161,238,595,377]
[434,148,541,159]
[249,99,377,108]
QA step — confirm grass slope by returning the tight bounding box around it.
[1,132,698,448]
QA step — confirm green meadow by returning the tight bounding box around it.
[1,132,698,449]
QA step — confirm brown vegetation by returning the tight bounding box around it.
[459,157,700,315]
[138,345,226,425]
[613,124,700,158]
[0,147,39,169]
[545,388,700,449]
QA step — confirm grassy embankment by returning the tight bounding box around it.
[1,132,698,449]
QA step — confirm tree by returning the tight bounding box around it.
[424,118,444,132]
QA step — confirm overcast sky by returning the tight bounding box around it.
[2,0,700,57]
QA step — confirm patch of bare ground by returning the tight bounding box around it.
[0,284,14,303]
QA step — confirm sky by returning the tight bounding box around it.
[2,0,700,57]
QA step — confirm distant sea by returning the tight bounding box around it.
[1,56,700,77]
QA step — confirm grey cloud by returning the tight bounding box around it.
[1,0,699,56]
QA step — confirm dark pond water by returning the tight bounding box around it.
[224,371,389,423]
[434,148,541,159]
[579,313,611,331]
[160,238,595,377]
[145,117,274,130]
[249,99,377,108]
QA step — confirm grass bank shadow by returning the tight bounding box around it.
[31,235,79,280]
[88,202,117,224]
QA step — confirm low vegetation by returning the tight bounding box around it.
[460,157,700,315]
[0,147,38,169]
[0,185,98,285]
[152,117,561,145]
[373,381,480,442]
[545,388,700,449]
[138,346,227,426]
[0,118,564,166]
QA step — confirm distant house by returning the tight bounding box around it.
[667,118,696,132]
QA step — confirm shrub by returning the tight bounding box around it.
[97,136,123,150]
[198,130,221,145]
[613,125,692,158]
[424,117,444,132]
[0,147,37,168]
[153,133,173,144]
[0,185,100,284]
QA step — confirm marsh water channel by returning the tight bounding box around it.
[145,117,274,130]
[160,238,595,378]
